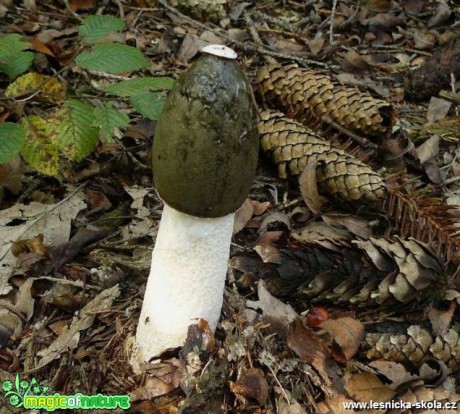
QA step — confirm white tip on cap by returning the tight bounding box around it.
[200,44,237,60]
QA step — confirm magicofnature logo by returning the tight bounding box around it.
[1,374,130,411]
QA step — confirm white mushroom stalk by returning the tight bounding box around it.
[134,206,233,361]
[131,45,258,369]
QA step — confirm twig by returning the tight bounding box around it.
[322,116,379,149]
[329,0,338,45]
[244,11,262,46]
[62,0,82,21]
[113,0,125,19]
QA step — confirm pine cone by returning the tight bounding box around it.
[258,110,386,204]
[406,37,460,101]
[394,385,460,414]
[232,235,443,310]
[256,63,394,138]
[365,324,460,371]
[303,237,442,307]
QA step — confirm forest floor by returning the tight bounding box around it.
[0,0,460,413]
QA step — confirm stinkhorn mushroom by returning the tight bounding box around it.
[132,45,258,367]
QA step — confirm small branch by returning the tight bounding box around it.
[322,116,379,149]
[62,0,82,21]
[113,0,125,19]
[329,0,338,45]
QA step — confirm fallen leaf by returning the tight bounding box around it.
[286,318,329,377]
[322,213,372,239]
[368,360,418,388]
[345,371,394,403]
[415,134,439,165]
[342,48,371,73]
[403,0,426,15]
[428,2,452,28]
[0,155,27,202]
[252,200,270,216]
[230,367,269,406]
[130,359,184,401]
[320,317,364,362]
[0,188,86,294]
[276,389,308,414]
[427,97,452,123]
[30,37,55,57]
[413,30,436,50]
[35,285,120,369]
[299,162,328,214]
[69,0,94,11]
[49,227,110,271]
[247,281,299,327]
[317,394,359,414]
[233,198,254,234]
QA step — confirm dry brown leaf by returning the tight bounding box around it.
[233,198,254,234]
[286,318,329,377]
[342,48,371,74]
[247,281,298,326]
[275,386,308,413]
[321,213,372,239]
[345,371,394,403]
[35,285,120,369]
[252,200,270,216]
[413,30,436,50]
[30,37,55,57]
[259,211,290,233]
[0,308,23,346]
[69,0,94,11]
[308,37,325,55]
[317,395,358,414]
[295,221,351,248]
[427,97,452,123]
[13,278,35,321]
[403,0,426,15]
[0,155,27,202]
[253,244,282,264]
[130,359,184,401]
[0,189,86,295]
[320,317,364,362]
[368,360,418,388]
[230,367,269,406]
[415,134,440,169]
[299,162,327,214]
[176,34,205,63]
[428,2,452,27]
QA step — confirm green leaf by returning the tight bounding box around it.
[130,91,167,121]
[20,116,60,176]
[79,15,125,44]
[0,34,34,77]
[104,77,175,97]
[75,43,149,74]
[93,104,130,142]
[57,99,99,161]
[0,122,26,164]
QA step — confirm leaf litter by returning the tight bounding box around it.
[0,1,460,413]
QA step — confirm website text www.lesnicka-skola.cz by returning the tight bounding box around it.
[342,399,458,411]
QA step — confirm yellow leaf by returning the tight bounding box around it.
[6,72,66,103]
[20,115,60,176]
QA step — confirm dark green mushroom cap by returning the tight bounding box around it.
[152,51,259,218]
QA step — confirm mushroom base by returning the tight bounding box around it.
[132,204,234,368]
